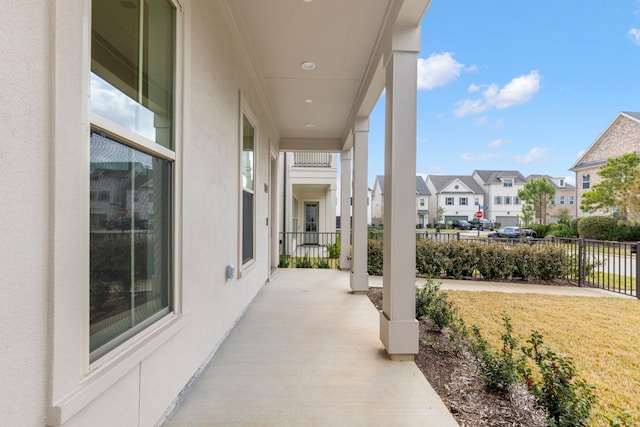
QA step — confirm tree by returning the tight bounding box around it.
[436,206,445,226]
[580,153,640,219]
[518,178,556,224]
[555,206,572,225]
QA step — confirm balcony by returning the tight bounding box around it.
[293,152,334,168]
[164,269,457,426]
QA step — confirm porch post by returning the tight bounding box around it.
[339,149,352,270]
[350,118,369,293]
[379,26,421,360]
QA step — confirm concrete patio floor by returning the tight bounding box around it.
[165,269,632,426]
[165,269,458,426]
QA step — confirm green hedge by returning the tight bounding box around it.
[578,216,618,240]
[369,239,566,281]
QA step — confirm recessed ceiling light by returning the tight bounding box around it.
[305,123,315,128]
[300,61,316,71]
[303,0,312,3]
[305,99,313,104]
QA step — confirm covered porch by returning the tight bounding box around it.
[165,269,457,426]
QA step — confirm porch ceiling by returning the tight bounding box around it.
[225,0,431,152]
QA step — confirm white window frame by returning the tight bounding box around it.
[503,178,513,187]
[239,94,258,274]
[419,198,425,207]
[445,197,454,206]
[459,197,468,206]
[495,196,502,205]
[474,197,479,206]
[504,196,511,205]
[49,1,187,422]
[582,174,590,189]
[569,196,575,205]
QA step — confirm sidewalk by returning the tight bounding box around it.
[368,276,634,298]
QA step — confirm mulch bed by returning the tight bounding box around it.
[367,288,546,427]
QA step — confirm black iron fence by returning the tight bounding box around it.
[279,231,340,269]
[548,237,637,297]
[279,230,639,298]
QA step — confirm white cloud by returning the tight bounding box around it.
[577,150,585,158]
[428,165,443,172]
[468,83,481,93]
[454,70,542,117]
[513,147,549,164]
[417,52,467,90]
[461,152,499,161]
[564,175,576,186]
[487,138,507,148]
[417,136,428,144]
[454,98,489,116]
[487,71,542,109]
[628,27,640,46]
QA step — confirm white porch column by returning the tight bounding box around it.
[350,118,369,293]
[379,26,421,360]
[339,149,352,270]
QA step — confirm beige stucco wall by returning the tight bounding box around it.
[1,1,279,425]
[0,2,52,425]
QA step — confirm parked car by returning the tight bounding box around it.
[451,219,472,230]
[468,218,494,231]
[488,227,537,239]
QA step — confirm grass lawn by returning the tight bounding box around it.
[447,291,640,426]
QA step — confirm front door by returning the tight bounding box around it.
[304,202,319,244]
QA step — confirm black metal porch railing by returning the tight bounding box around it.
[279,231,340,269]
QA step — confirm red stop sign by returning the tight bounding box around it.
[475,211,483,218]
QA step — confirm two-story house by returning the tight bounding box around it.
[570,111,640,217]
[424,175,485,226]
[371,175,385,226]
[472,170,526,226]
[371,175,431,227]
[526,174,577,223]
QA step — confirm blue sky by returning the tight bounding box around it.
[367,0,640,187]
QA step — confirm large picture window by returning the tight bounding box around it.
[90,0,176,360]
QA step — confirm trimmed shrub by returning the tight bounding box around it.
[416,239,446,277]
[549,223,574,238]
[443,240,482,279]
[367,239,383,275]
[570,218,580,237]
[578,216,617,240]
[477,243,515,279]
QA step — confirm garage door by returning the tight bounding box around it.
[496,216,518,226]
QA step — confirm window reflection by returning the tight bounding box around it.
[89,131,170,357]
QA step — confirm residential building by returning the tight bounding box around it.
[570,111,640,217]
[370,175,431,227]
[424,175,485,226]
[371,175,385,226]
[281,151,337,253]
[527,175,577,223]
[472,170,527,226]
[416,176,431,228]
[2,1,431,425]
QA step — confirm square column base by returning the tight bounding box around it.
[379,311,418,358]
[350,271,369,293]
